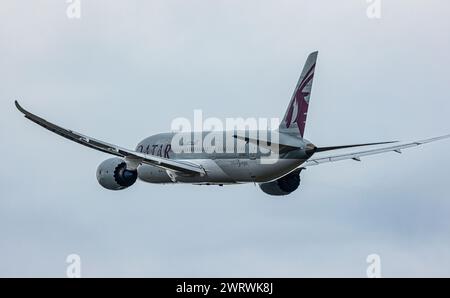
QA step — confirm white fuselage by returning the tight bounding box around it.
[135,131,311,185]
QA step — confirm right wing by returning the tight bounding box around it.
[303,135,450,166]
[15,101,205,175]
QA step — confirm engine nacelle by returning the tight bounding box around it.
[96,158,137,190]
[259,170,301,196]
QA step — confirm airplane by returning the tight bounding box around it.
[15,51,450,196]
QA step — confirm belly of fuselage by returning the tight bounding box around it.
[137,158,304,184]
[213,158,304,183]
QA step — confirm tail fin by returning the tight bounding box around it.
[279,51,318,137]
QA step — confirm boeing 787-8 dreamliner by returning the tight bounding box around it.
[15,52,450,195]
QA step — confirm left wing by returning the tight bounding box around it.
[303,135,450,167]
[15,101,205,175]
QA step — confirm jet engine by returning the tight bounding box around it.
[96,158,137,190]
[259,169,301,196]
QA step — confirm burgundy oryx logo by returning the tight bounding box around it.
[285,63,315,136]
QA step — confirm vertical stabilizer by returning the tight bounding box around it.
[279,51,318,137]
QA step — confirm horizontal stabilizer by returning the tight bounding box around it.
[314,141,397,153]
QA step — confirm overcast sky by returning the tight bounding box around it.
[1,0,450,277]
